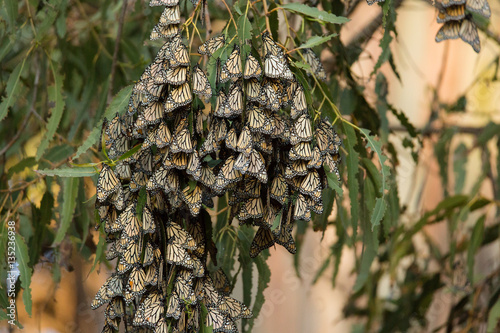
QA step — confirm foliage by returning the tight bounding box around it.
[1,0,500,332]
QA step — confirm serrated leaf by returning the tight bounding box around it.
[238,14,252,43]
[297,34,337,49]
[15,234,32,316]
[359,128,390,229]
[74,85,133,159]
[372,0,396,75]
[280,3,349,24]
[247,255,270,332]
[53,177,79,245]
[37,166,97,177]
[37,62,65,160]
[0,58,27,121]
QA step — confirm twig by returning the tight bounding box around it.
[262,0,271,33]
[204,0,212,38]
[108,0,129,103]
[220,0,238,31]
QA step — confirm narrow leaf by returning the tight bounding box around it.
[343,124,360,238]
[37,166,97,177]
[36,62,65,160]
[297,34,337,49]
[238,14,252,43]
[280,3,349,24]
[15,234,32,316]
[53,177,79,245]
[467,215,484,284]
[0,58,26,121]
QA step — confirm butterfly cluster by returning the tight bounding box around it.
[435,0,491,52]
[92,0,341,332]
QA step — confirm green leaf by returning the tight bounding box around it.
[292,61,311,71]
[453,143,467,194]
[37,62,66,160]
[200,303,214,333]
[89,226,106,275]
[7,157,37,177]
[487,297,500,333]
[280,3,349,24]
[343,124,360,238]
[116,144,142,162]
[0,58,27,122]
[477,122,500,146]
[297,34,337,49]
[74,85,133,159]
[237,14,252,43]
[15,234,32,316]
[467,215,484,284]
[37,166,97,177]
[53,177,79,245]
[248,255,270,332]
[359,128,390,229]
[372,0,396,75]
[4,0,18,31]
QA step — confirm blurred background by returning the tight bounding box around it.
[1,0,500,332]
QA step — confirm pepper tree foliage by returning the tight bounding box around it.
[1,0,500,332]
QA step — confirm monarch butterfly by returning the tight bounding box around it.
[247,104,269,133]
[155,319,169,333]
[170,128,194,153]
[159,66,188,86]
[128,266,146,296]
[157,33,182,59]
[440,0,465,6]
[91,285,111,310]
[166,221,197,250]
[187,221,206,257]
[166,240,193,268]
[122,238,143,267]
[437,5,466,23]
[243,177,261,198]
[106,113,123,141]
[239,197,264,221]
[274,225,296,254]
[199,129,219,157]
[466,0,490,18]
[187,150,202,179]
[192,65,212,99]
[115,161,131,181]
[225,127,238,151]
[174,276,196,305]
[220,45,242,83]
[220,296,253,320]
[290,114,313,145]
[308,195,324,214]
[150,23,179,40]
[261,203,280,229]
[97,165,120,202]
[172,152,189,170]
[315,122,337,154]
[252,132,273,155]
[241,149,267,183]
[135,149,154,174]
[169,44,190,68]
[166,291,181,319]
[244,54,262,79]
[212,268,231,296]
[435,20,461,42]
[236,125,253,155]
[260,79,281,111]
[199,165,216,188]
[142,206,156,234]
[216,155,243,190]
[300,170,322,201]
[261,31,282,57]
[285,160,309,178]
[270,113,288,139]
[459,18,481,53]
[264,54,286,79]
[205,306,237,332]
[139,292,164,327]
[308,146,325,169]
[145,263,159,286]
[188,256,205,277]
[181,185,202,216]
[224,81,244,117]
[143,242,154,266]
[303,48,327,81]
[270,173,288,205]
[245,78,261,102]
[164,82,192,112]
[198,35,225,57]
[150,0,179,6]
[324,152,340,175]
[159,5,180,25]
[294,193,311,221]
[122,212,142,241]
[289,142,313,161]
[155,121,172,148]
[291,85,307,119]
[215,89,228,117]
[250,226,275,258]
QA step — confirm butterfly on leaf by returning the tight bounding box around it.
[198,35,225,57]
[220,45,242,83]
